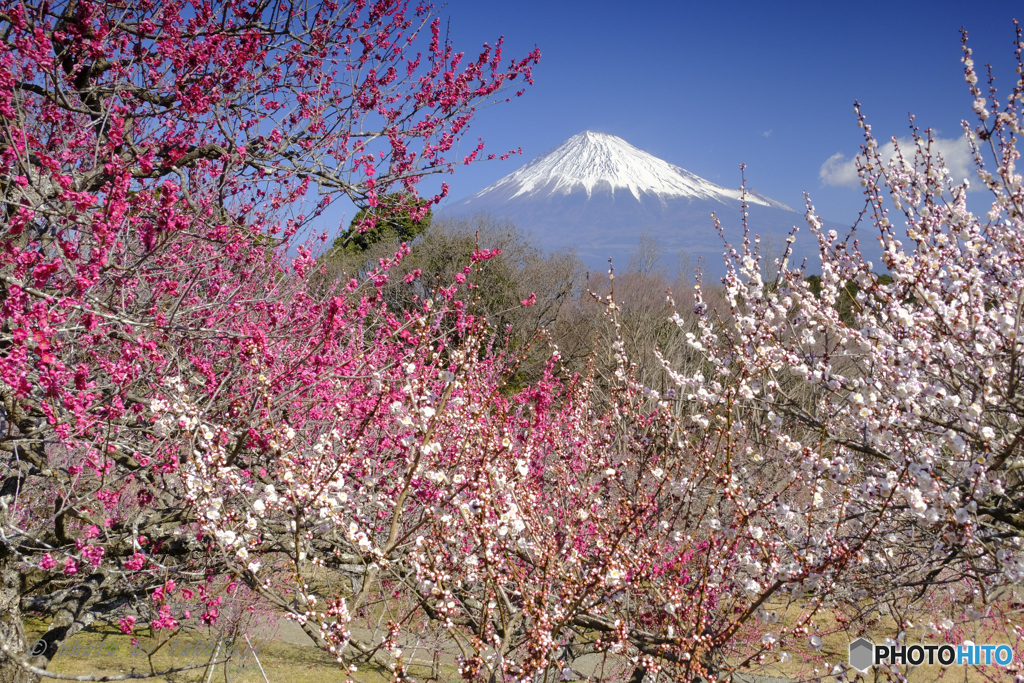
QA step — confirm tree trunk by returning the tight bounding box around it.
[0,562,37,683]
[0,472,38,683]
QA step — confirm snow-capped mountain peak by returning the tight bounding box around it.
[472,131,790,209]
[443,131,816,277]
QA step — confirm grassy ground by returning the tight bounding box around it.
[26,597,1023,683]
[27,620,398,683]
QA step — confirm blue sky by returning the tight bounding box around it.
[424,0,1021,228]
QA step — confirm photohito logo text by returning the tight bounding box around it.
[849,638,1014,672]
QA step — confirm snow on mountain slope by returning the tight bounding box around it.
[470,131,794,209]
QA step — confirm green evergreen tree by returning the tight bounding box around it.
[332,192,432,254]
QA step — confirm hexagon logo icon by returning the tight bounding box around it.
[849,638,874,672]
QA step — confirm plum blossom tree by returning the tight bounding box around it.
[365,22,1024,681]
[632,24,1024,679]
[0,0,539,680]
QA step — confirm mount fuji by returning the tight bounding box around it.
[444,131,829,278]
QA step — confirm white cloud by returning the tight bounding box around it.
[819,135,975,189]
[762,129,773,138]
[819,151,860,187]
